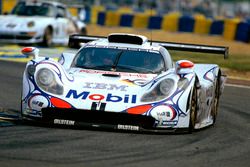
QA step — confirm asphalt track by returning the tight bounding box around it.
[0,57,250,167]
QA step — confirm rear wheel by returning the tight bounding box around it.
[189,85,198,133]
[80,27,87,35]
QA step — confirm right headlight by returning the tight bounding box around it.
[141,79,175,102]
[36,68,63,95]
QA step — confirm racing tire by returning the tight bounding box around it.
[188,84,198,133]
[211,73,221,124]
[80,27,87,35]
[41,27,53,47]
[20,91,24,118]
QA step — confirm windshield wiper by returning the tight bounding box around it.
[111,51,123,71]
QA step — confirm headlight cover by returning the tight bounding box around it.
[36,68,63,95]
[141,79,175,102]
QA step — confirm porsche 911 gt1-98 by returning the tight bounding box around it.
[21,33,228,133]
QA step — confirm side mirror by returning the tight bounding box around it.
[21,47,39,59]
[175,60,194,76]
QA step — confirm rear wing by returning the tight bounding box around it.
[68,34,229,59]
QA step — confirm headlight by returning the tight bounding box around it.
[27,21,35,28]
[159,79,174,95]
[36,68,63,95]
[141,79,175,102]
[37,68,54,86]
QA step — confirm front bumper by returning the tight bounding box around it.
[22,108,188,133]
[0,31,43,44]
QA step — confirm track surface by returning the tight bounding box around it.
[0,60,249,167]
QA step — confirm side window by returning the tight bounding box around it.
[56,6,66,18]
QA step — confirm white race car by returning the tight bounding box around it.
[21,33,228,133]
[0,1,86,46]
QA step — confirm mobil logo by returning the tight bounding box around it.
[66,89,137,104]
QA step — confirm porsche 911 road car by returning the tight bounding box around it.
[0,1,86,46]
[21,33,228,133]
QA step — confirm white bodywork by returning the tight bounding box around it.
[0,1,86,45]
[21,34,226,132]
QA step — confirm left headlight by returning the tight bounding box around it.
[141,79,175,102]
[36,68,63,95]
[27,21,35,28]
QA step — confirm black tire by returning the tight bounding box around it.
[188,85,198,133]
[41,27,53,47]
[20,92,23,118]
[211,73,221,124]
[80,27,87,35]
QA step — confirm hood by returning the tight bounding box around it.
[69,68,157,86]
[62,68,158,112]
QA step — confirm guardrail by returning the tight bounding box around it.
[1,0,249,43]
[94,10,250,43]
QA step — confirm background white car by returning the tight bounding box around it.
[0,1,87,46]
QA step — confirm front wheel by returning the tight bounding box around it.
[188,85,198,133]
[211,74,221,124]
[41,27,53,47]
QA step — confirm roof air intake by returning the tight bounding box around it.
[108,33,148,45]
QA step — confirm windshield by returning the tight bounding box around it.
[11,2,55,17]
[73,47,165,74]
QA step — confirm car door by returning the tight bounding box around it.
[54,6,77,39]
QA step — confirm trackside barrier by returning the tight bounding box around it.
[161,12,181,32]
[148,16,163,29]
[178,15,195,32]
[91,6,105,24]
[223,18,241,40]
[97,12,105,25]
[132,13,150,29]
[120,14,134,27]
[94,9,250,43]
[1,1,250,44]
[235,22,250,43]
[194,15,212,34]
[105,11,121,26]
[209,20,224,35]
[1,0,17,14]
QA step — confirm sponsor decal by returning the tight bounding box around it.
[117,124,139,131]
[83,82,128,91]
[79,69,151,78]
[91,102,106,111]
[28,95,49,110]
[150,105,178,126]
[66,89,137,103]
[54,119,75,126]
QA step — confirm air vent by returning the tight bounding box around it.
[108,33,148,45]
